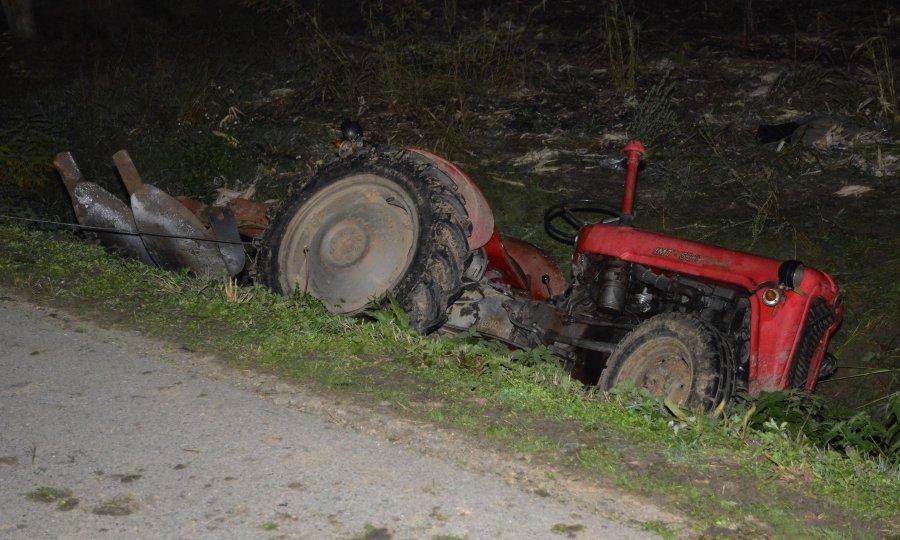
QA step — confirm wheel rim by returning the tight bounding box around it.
[276,174,419,313]
[615,337,694,405]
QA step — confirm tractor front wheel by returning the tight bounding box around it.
[598,313,736,411]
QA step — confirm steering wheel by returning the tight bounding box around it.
[543,199,621,245]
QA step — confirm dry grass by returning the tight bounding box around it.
[853,36,897,121]
[601,0,638,95]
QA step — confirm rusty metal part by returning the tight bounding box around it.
[53,152,155,265]
[176,196,268,239]
[112,150,229,280]
[176,196,207,218]
[226,197,269,238]
[407,148,494,250]
[208,206,246,276]
[275,174,419,314]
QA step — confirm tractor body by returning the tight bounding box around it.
[260,129,843,407]
[436,141,843,397]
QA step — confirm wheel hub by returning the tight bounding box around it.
[320,220,369,268]
[617,338,694,404]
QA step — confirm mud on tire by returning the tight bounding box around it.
[257,147,472,334]
[598,312,737,411]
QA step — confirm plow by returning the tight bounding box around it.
[53,122,843,411]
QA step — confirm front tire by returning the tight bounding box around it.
[599,313,736,411]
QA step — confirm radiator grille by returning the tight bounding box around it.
[789,298,835,388]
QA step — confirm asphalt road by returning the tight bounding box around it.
[0,297,654,539]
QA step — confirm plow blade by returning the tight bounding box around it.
[53,152,155,265]
[208,205,246,277]
[112,150,231,279]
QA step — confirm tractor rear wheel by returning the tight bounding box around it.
[257,148,471,333]
[598,313,736,411]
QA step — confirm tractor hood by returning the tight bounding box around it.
[576,224,839,296]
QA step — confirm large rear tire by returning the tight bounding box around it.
[598,313,737,412]
[257,147,472,333]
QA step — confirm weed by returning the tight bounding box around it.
[550,522,584,537]
[223,278,253,304]
[738,178,794,248]
[642,520,679,539]
[852,36,897,122]
[601,0,638,95]
[260,521,278,531]
[740,390,900,464]
[26,486,72,503]
[365,293,411,332]
[440,0,457,35]
[353,523,391,540]
[25,486,79,511]
[627,76,677,145]
[55,497,79,511]
[91,494,138,516]
[742,0,755,43]
[768,64,827,102]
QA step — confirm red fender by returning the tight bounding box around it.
[405,149,565,301]
[407,148,494,250]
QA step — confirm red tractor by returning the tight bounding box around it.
[257,123,843,410]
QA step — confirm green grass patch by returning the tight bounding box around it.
[1,225,897,536]
[25,486,79,511]
[25,486,72,504]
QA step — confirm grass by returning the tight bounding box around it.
[642,520,679,539]
[26,486,72,504]
[353,523,391,540]
[91,494,138,516]
[1,224,897,536]
[601,0,639,95]
[853,36,897,123]
[25,486,79,511]
[550,522,585,537]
